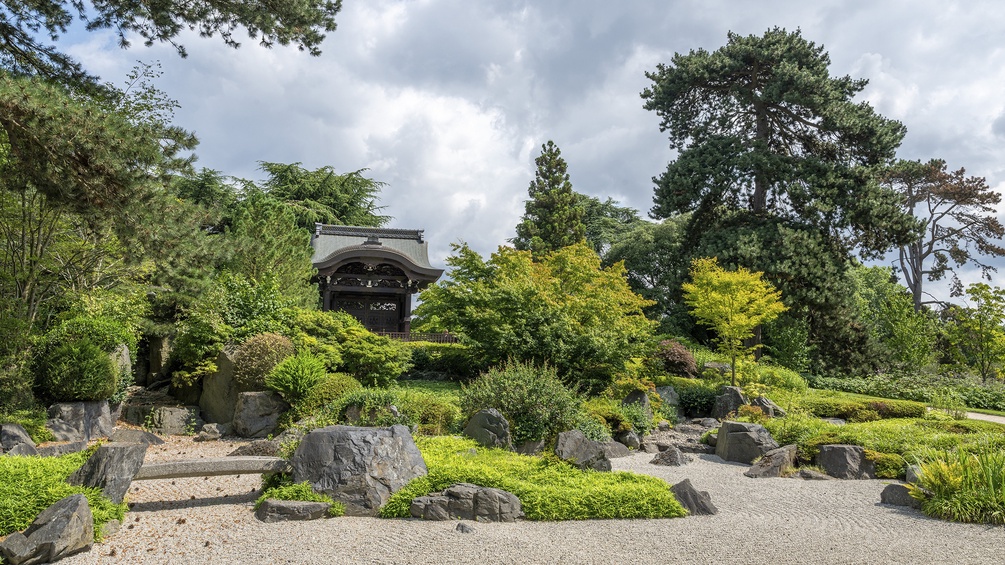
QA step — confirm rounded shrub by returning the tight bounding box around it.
[295,372,362,418]
[234,333,295,392]
[265,351,326,405]
[41,339,117,401]
[653,340,697,377]
[460,361,581,445]
[331,388,411,428]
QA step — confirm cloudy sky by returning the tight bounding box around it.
[64,1,1005,302]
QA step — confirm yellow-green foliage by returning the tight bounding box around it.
[773,389,926,421]
[405,342,478,381]
[380,436,686,520]
[234,332,295,392]
[863,450,906,479]
[910,442,1005,524]
[0,448,127,539]
[255,482,345,517]
[294,372,362,418]
[0,408,54,443]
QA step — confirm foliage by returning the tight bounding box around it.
[301,386,462,436]
[682,257,787,385]
[294,372,362,419]
[774,389,926,421]
[653,339,697,377]
[415,242,655,393]
[460,361,581,445]
[404,342,478,382]
[910,443,1005,524]
[574,411,613,442]
[653,376,721,417]
[39,340,117,402]
[266,351,327,406]
[944,283,1005,382]
[255,481,345,518]
[762,312,812,373]
[582,397,636,435]
[41,315,136,357]
[380,436,686,520]
[0,407,53,443]
[234,333,296,393]
[0,448,127,539]
[881,159,1005,311]
[512,140,585,255]
[576,194,643,256]
[740,364,808,393]
[806,372,1005,413]
[259,162,389,230]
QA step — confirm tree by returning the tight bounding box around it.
[880,159,1005,311]
[945,283,1005,383]
[413,242,655,393]
[641,28,920,374]
[512,141,585,255]
[576,193,643,256]
[259,162,389,230]
[682,257,787,386]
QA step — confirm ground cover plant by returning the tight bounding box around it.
[380,436,686,520]
[255,481,346,517]
[767,388,927,422]
[0,448,127,539]
[910,440,1005,524]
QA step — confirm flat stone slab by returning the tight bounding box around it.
[133,456,290,480]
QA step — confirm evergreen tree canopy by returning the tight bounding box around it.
[512,140,585,255]
[259,162,389,230]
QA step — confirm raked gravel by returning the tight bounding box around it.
[57,434,1004,565]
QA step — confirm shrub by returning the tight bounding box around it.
[864,450,906,479]
[42,316,135,356]
[574,411,612,442]
[619,401,654,436]
[234,333,295,392]
[40,340,117,402]
[658,377,720,417]
[255,481,345,517]
[653,340,697,377]
[395,389,463,435]
[0,407,54,443]
[790,391,926,421]
[266,351,327,405]
[460,361,581,445]
[745,365,808,392]
[582,397,632,434]
[340,330,411,387]
[380,436,685,520]
[405,342,478,381]
[328,388,409,428]
[910,446,1005,524]
[295,373,362,418]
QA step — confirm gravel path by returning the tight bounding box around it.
[967,411,1005,425]
[59,435,1004,565]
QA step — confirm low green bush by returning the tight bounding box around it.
[806,372,1005,413]
[303,386,463,436]
[255,481,345,517]
[864,450,907,479]
[395,389,463,436]
[380,436,686,520]
[460,361,581,445]
[910,445,1005,524]
[266,351,327,405]
[655,377,720,417]
[574,412,612,442]
[0,447,127,539]
[40,340,118,402]
[787,390,926,421]
[294,373,362,418]
[234,333,295,393]
[0,407,54,443]
[405,342,478,381]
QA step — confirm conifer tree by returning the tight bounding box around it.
[512,141,585,255]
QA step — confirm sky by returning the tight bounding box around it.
[62,1,1005,304]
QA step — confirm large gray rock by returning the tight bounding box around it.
[554,429,611,472]
[109,429,165,445]
[291,425,427,516]
[67,442,148,504]
[0,494,94,565]
[144,406,202,435]
[463,409,512,450]
[905,464,922,484]
[651,446,690,466]
[46,401,112,442]
[715,421,779,464]
[671,479,717,516]
[146,335,172,384]
[601,441,631,459]
[514,439,546,455]
[194,422,230,442]
[744,444,797,478]
[1,423,36,453]
[5,443,38,456]
[614,430,641,450]
[817,444,876,479]
[255,499,331,522]
[751,396,786,418]
[711,386,748,420]
[36,441,87,458]
[655,386,679,410]
[233,392,289,438]
[622,390,653,421]
[792,469,835,481]
[881,483,922,509]
[200,348,239,424]
[409,483,524,522]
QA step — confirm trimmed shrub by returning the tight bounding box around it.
[234,333,295,392]
[266,351,327,405]
[653,340,697,377]
[41,340,117,401]
[405,342,478,381]
[340,331,411,387]
[864,449,906,479]
[658,377,720,417]
[395,389,463,435]
[295,373,362,418]
[460,361,581,445]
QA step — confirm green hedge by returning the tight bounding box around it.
[807,373,1005,412]
[789,390,927,422]
[404,342,478,381]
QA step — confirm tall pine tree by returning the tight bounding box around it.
[512,141,585,256]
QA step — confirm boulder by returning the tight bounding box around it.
[601,441,631,459]
[614,430,641,450]
[817,444,876,480]
[233,392,289,438]
[194,422,230,442]
[706,432,718,447]
[1,423,36,453]
[110,344,131,385]
[200,347,239,424]
[291,425,427,516]
[650,446,690,466]
[671,479,717,516]
[67,442,148,504]
[622,390,653,421]
[463,409,512,450]
[715,421,779,464]
[905,464,922,484]
[36,441,88,458]
[0,494,93,565]
[792,469,834,480]
[46,401,112,442]
[514,439,546,455]
[456,523,476,533]
[657,420,672,432]
[144,406,202,435]
[554,429,611,472]
[640,442,659,454]
[711,386,748,420]
[744,444,797,478]
[410,483,523,522]
[655,386,679,411]
[228,439,280,457]
[697,418,719,429]
[255,499,331,522]
[750,396,786,418]
[5,443,38,456]
[109,429,165,445]
[880,483,922,509]
[146,335,172,384]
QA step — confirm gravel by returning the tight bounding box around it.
[56,434,1005,565]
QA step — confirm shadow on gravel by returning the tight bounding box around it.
[128,491,260,513]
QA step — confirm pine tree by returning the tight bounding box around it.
[512,141,585,256]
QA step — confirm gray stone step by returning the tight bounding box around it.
[133,456,290,480]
